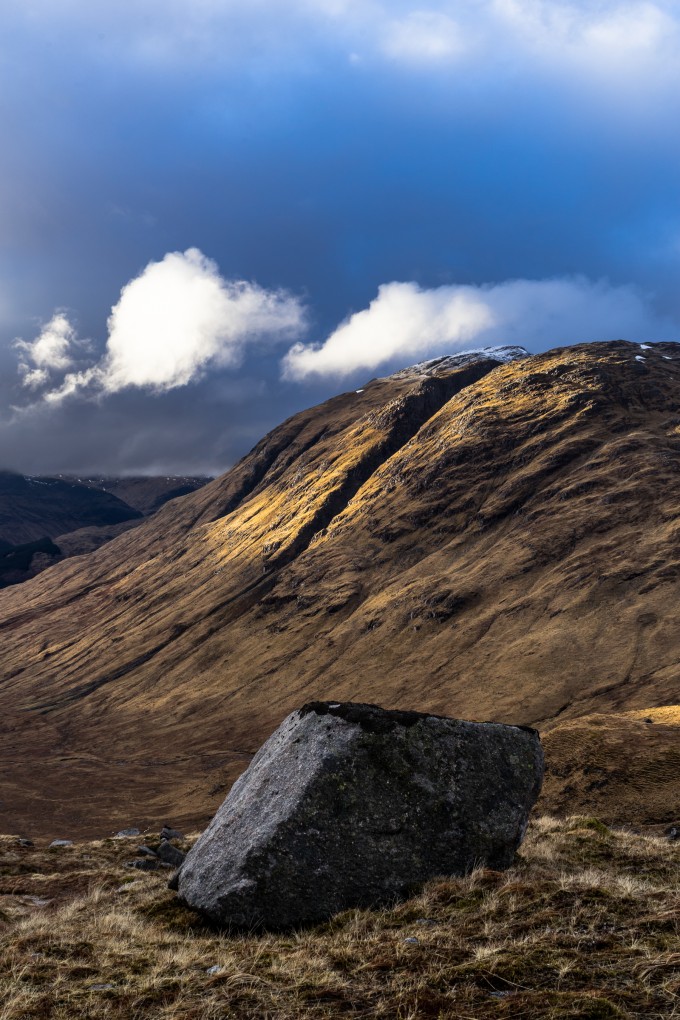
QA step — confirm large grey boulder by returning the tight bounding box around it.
[175,702,544,929]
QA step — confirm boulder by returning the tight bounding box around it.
[176,702,543,929]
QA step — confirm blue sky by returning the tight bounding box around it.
[1,0,680,474]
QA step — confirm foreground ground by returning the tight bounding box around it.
[1,817,678,1019]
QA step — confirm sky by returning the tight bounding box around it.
[1,0,680,476]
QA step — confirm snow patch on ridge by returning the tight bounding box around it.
[386,345,530,380]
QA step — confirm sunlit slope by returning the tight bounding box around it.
[1,341,680,835]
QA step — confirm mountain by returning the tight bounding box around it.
[0,472,142,546]
[1,340,679,837]
[0,474,211,588]
[68,475,212,516]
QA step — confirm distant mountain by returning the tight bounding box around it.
[68,475,212,516]
[0,472,211,588]
[0,472,142,546]
[1,340,679,836]
[52,519,144,558]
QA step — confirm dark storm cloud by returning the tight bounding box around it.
[1,1,680,473]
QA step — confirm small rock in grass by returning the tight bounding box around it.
[49,839,73,848]
[17,838,34,847]
[157,841,185,867]
[129,858,159,871]
[160,825,183,841]
[206,966,222,975]
[137,845,158,857]
[403,937,420,945]
[114,827,141,838]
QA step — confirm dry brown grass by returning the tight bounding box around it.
[1,816,678,1018]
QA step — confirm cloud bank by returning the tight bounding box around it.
[282,277,677,380]
[16,249,306,404]
[493,0,679,80]
[8,1,680,90]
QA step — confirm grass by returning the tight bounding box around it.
[0,816,678,1018]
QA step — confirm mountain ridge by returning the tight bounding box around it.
[1,339,679,836]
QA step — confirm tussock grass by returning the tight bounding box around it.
[1,817,678,1018]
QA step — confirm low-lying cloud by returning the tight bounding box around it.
[16,249,306,404]
[282,276,677,380]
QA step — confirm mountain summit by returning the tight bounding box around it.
[1,340,679,835]
[387,345,529,378]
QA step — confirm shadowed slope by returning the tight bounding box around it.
[0,473,141,545]
[73,476,211,515]
[1,341,680,835]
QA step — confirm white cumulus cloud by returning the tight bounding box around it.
[282,276,677,380]
[99,248,305,393]
[14,312,82,390]
[28,248,306,404]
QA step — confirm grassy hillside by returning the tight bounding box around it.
[1,817,678,1018]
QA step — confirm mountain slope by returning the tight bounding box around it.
[541,707,680,826]
[1,340,679,836]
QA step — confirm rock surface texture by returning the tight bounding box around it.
[176,702,544,929]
